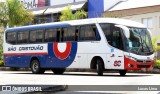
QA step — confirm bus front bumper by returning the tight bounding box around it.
[124,56,154,70]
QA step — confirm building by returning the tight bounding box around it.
[0,0,126,25]
[105,0,160,42]
[2,0,160,39]
[19,0,125,24]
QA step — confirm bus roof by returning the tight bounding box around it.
[5,18,146,32]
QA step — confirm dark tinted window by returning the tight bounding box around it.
[75,27,79,41]
[79,26,85,41]
[17,31,29,44]
[61,28,67,42]
[79,25,96,41]
[63,27,75,41]
[93,25,101,41]
[100,24,111,44]
[100,23,123,50]
[6,32,16,44]
[57,30,61,42]
[36,30,43,42]
[29,30,36,43]
[112,27,122,49]
[45,29,57,42]
[29,30,44,43]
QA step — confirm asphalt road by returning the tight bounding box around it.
[0,71,160,94]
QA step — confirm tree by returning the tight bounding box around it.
[152,36,160,68]
[0,0,34,66]
[60,5,87,21]
[0,2,8,28]
[152,36,160,52]
[0,0,34,28]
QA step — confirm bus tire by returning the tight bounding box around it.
[119,70,127,76]
[97,59,104,76]
[52,68,66,74]
[31,59,45,74]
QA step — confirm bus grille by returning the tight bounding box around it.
[137,65,150,68]
[137,60,151,63]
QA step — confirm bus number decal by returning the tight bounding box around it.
[114,60,121,67]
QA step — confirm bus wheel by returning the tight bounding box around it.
[51,68,66,74]
[97,59,104,76]
[119,70,127,76]
[31,59,45,74]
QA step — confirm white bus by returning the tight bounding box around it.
[3,18,154,76]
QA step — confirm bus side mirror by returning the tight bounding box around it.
[115,25,130,38]
[147,29,152,38]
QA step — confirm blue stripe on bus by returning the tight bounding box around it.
[4,55,48,68]
[4,42,78,68]
[6,23,71,32]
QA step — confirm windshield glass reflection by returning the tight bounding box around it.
[125,27,153,55]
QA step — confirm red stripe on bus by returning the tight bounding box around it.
[4,52,48,56]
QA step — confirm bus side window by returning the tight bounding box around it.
[63,27,75,42]
[36,30,43,42]
[79,25,96,41]
[45,29,57,42]
[29,30,36,43]
[44,29,48,42]
[79,26,85,41]
[29,30,44,43]
[61,28,64,42]
[85,25,96,40]
[67,27,75,41]
[112,26,123,50]
[6,32,16,44]
[100,24,111,44]
[75,27,79,41]
[92,25,100,41]
[56,29,61,42]
[62,28,67,42]
[17,31,29,44]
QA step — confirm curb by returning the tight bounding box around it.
[0,67,30,71]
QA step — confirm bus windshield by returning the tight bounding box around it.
[125,27,153,55]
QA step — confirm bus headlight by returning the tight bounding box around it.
[125,55,137,61]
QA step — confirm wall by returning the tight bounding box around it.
[103,0,126,11]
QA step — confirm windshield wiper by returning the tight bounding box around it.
[138,36,152,54]
[143,41,151,52]
[137,35,144,53]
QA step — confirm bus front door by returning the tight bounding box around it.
[107,26,125,69]
[110,48,124,69]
